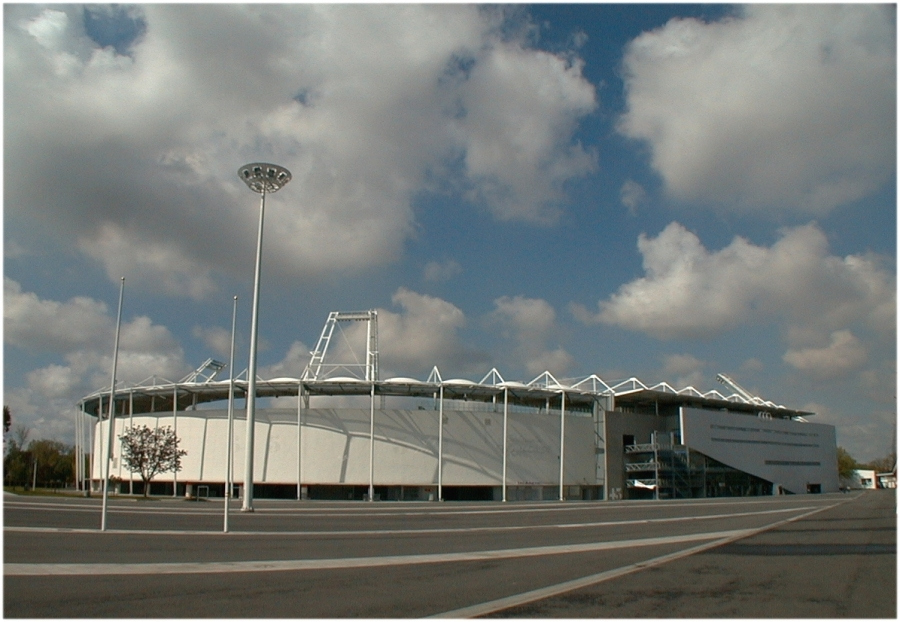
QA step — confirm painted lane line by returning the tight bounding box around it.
[3,495,854,517]
[3,505,818,538]
[3,528,750,576]
[430,499,850,618]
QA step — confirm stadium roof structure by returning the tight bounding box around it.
[77,309,814,421]
[77,364,813,420]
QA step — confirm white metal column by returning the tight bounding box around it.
[172,385,178,497]
[297,381,302,501]
[438,385,444,501]
[75,406,82,491]
[502,388,508,502]
[368,382,375,501]
[128,391,134,494]
[559,391,566,502]
[91,397,98,493]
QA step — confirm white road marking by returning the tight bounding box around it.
[3,505,817,537]
[3,495,851,517]
[430,499,848,617]
[4,529,750,576]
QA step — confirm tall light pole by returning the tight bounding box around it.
[237,163,291,512]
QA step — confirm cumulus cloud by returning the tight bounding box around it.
[6,4,597,297]
[306,288,487,379]
[260,341,312,380]
[660,353,706,389]
[4,277,111,352]
[491,295,573,376]
[587,222,895,346]
[192,325,236,361]
[378,288,487,376]
[4,279,190,440]
[80,223,217,300]
[783,330,868,379]
[619,4,895,213]
[460,42,598,221]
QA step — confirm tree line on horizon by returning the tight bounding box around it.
[4,406,185,494]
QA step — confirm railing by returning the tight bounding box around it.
[625,461,659,472]
[625,443,658,453]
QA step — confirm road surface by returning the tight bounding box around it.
[4,490,895,617]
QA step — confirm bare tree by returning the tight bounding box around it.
[12,424,30,451]
[866,452,897,474]
[118,425,187,498]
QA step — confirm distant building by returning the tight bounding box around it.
[75,311,840,501]
[877,471,896,489]
[845,469,878,490]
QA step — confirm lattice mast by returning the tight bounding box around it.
[303,310,379,382]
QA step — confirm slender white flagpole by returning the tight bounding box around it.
[101,277,125,532]
[225,295,238,533]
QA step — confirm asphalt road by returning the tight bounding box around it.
[4,490,895,617]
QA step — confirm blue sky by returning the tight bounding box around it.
[4,4,896,462]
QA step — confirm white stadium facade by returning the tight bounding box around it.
[77,310,839,502]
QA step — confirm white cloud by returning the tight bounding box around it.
[804,401,896,464]
[491,295,573,376]
[590,222,895,346]
[26,365,81,401]
[308,288,485,379]
[260,341,312,380]
[79,223,217,301]
[377,288,486,376]
[460,42,598,222]
[423,259,463,283]
[6,4,597,297]
[783,330,868,379]
[619,5,895,213]
[660,353,705,389]
[192,325,235,360]
[4,277,111,352]
[3,280,190,441]
[620,179,647,216]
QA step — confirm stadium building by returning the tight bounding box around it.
[77,311,839,501]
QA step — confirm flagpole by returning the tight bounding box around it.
[101,277,125,532]
[225,295,238,533]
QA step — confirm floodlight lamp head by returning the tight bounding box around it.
[238,162,292,194]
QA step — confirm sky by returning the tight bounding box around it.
[3,3,896,463]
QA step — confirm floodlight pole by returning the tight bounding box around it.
[101,276,125,532]
[237,163,291,512]
[225,295,238,532]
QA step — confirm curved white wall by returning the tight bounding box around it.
[92,407,599,487]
